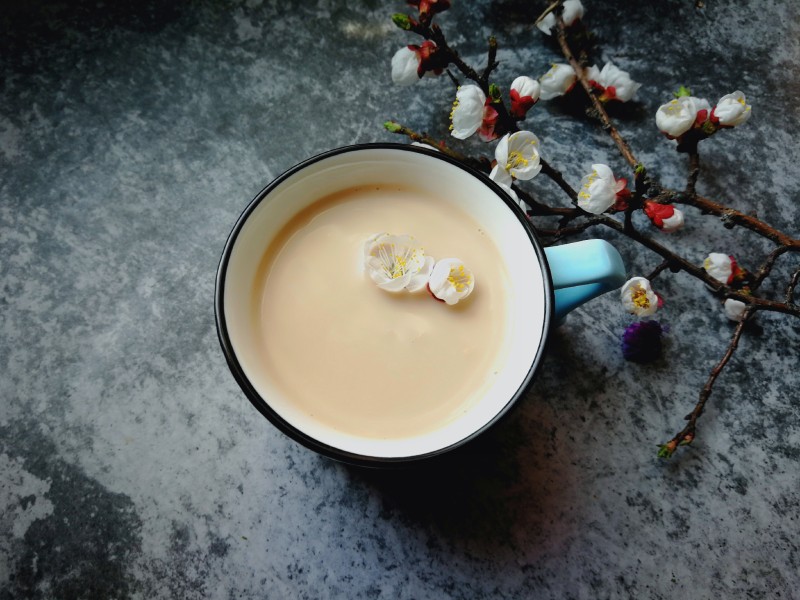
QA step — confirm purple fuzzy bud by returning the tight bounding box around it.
[621,320,666,363]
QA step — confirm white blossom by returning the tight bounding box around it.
[620,277,659,317]
[714,91,752,127]
[655,95,711,138]
[428,258,475,305]
[510,76,540,102]
[539,64,577,100]
[391,47,420,86]
[577,163,617,214]
[586,62,641,102]
[491,131,542,182]
[703,252,733,284]
[537,0,585,35]
[724,298,747,322]
[364,233,434,293]
[450,85,486,140]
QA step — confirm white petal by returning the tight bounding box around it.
[715,91,752,126]
[391,47,419,86]
[562,0,585,25]
[450,85,486,139]
[661,208,685,233]
[703,252,732,284]
[723,298,747,321]
[510,76,540,101]
[536,12,557,35]
[406,255,436,292]
[539,64,577,100]
[577,163,616,214]
[504,131,542,180]
[493,133,510,165]
[489,163,513,187]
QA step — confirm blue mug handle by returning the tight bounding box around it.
[543,240,627,322]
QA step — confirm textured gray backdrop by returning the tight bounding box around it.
[1,1,798,598]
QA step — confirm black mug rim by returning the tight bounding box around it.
[214,143,555,467]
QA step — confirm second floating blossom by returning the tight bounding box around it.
[428,258,475,305]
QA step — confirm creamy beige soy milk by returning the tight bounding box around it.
[253,185,510,440]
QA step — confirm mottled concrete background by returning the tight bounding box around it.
[1,1,798,598]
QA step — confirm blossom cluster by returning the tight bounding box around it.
[364,233,475,305]
[656,90,751,140]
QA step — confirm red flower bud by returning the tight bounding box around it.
[509,89,537,119]
[408,0,451,17]
[644,200,676,228]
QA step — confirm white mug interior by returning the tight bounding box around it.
[220,146,549,461]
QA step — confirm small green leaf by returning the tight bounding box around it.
[392,13,412,30]
[673,85,692,98]
[657,444,675,459]
[634,163,647,176]
[488,83,502,102]
[384,121,403,133]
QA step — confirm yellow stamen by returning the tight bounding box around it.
[631,287,650,309]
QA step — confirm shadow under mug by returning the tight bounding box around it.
[215,143,626,467]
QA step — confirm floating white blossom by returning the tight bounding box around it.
[428,258,475,305]
[620,277,659,317]
[364,233,434,293]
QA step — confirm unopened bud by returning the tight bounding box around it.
[383,121,403,133]
[391,13,412,30]
[674,85,692,98]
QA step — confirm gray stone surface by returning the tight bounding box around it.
[1,1,798,598]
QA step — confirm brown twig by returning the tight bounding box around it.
[555,19,639,168]
[646,260,672,282]
[787,267,800,305]
[658,307,754,458]
[686,151,700,197]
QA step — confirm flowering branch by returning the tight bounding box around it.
[386,0,799,458]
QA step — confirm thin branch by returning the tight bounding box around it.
[659,307,754,458]
[539,158,579,203]
[646,260,672,281]
[787,267,800,305]
[383,121,489,172]
[751,245,795,292]
[674,193,800,248]
[555,19,639,168]
[686,151,700,197]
